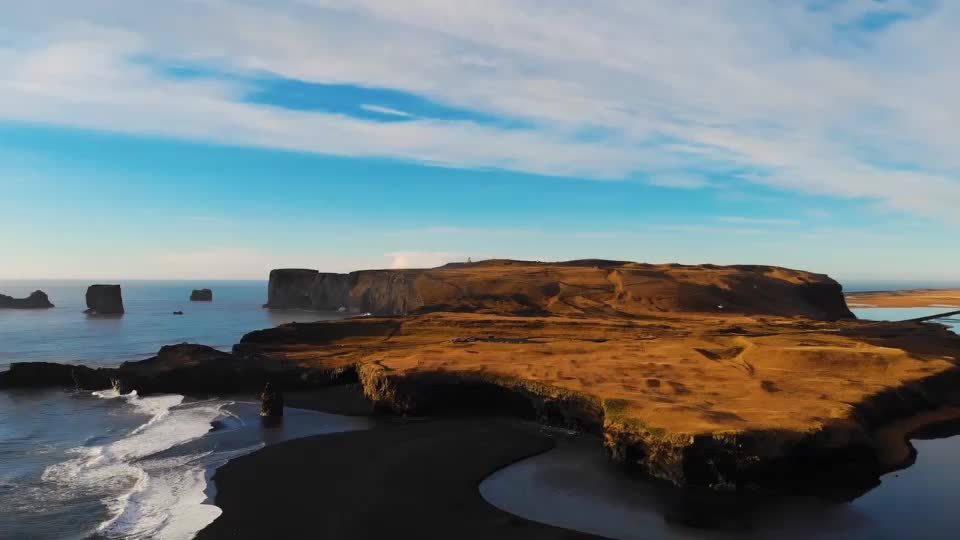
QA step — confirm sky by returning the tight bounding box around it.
[1,0,959,283]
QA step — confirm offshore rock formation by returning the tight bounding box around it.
[263,260,855,320]
[84,284,124,315]
[190,288,213,301]
[0,290,54,309]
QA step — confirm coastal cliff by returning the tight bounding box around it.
[263,259,856,320]
[5,260,959,496]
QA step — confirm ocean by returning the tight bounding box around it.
[0,280,359,539]
[0,280,345,369]
[1,280,958,539]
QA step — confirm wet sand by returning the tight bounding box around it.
[197,416,594,539]
[873,407,960,471]
[282,383,376,416]
[480,431,960,540]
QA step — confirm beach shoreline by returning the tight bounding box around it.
[197,383,960,540]
[197,415,593,539]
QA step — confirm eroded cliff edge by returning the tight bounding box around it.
[263,259,855,320]
[245,261,959,494]
[236,311,960,495]
[4,260,958,496]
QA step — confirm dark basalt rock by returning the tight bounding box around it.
[264,269,321,309]
[260,382,284,417]
[190,289,213,301]
[0,362,113,390]
[109,343,358,395]
[84,284,124,315]
[0,290,54,309]
[0,343,358,395]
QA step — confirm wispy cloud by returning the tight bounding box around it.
[716,216,801,226]
[187,216,227,223]
[1,1,959,221]
[384,226,540,238]
[360,104,413,118]
[387,251,484,269]
[646,174,712,190]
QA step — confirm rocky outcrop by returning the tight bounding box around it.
[263,260,856,320]
[0,343,358,394]
[108,344,356,395]
[190,289,213,301]
[0,362,112,389]
[0,290,54,309]
[260,383,284,417]
[84,284,124,315]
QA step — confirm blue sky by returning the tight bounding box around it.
[1,0,958,281]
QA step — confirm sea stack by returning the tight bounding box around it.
[260,382,284,417]
[84,284,124,315]
[190,288,213,301]
[0,290,54,309]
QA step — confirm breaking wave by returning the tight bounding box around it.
[42,391,259,539]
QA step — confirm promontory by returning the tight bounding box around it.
[4,259,960,496]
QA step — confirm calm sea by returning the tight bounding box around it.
[0,280,345,369]
[1,280,958,539]
[0,280,360,539]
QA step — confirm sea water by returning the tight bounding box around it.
[0,280,361,539]
[0,280,345,368]
[0,389,370,539]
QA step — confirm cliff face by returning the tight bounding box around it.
[264,260,855,320]
[0,290,54,309]
[265,269,323,309]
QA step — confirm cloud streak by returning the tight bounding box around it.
[1,1,959,220]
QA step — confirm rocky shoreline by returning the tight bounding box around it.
[3,260,960,498]
[4,322,958,497]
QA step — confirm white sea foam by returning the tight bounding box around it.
[92,388,122,399]
[43,392,239,540]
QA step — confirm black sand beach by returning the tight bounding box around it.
[198,417,595,539]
